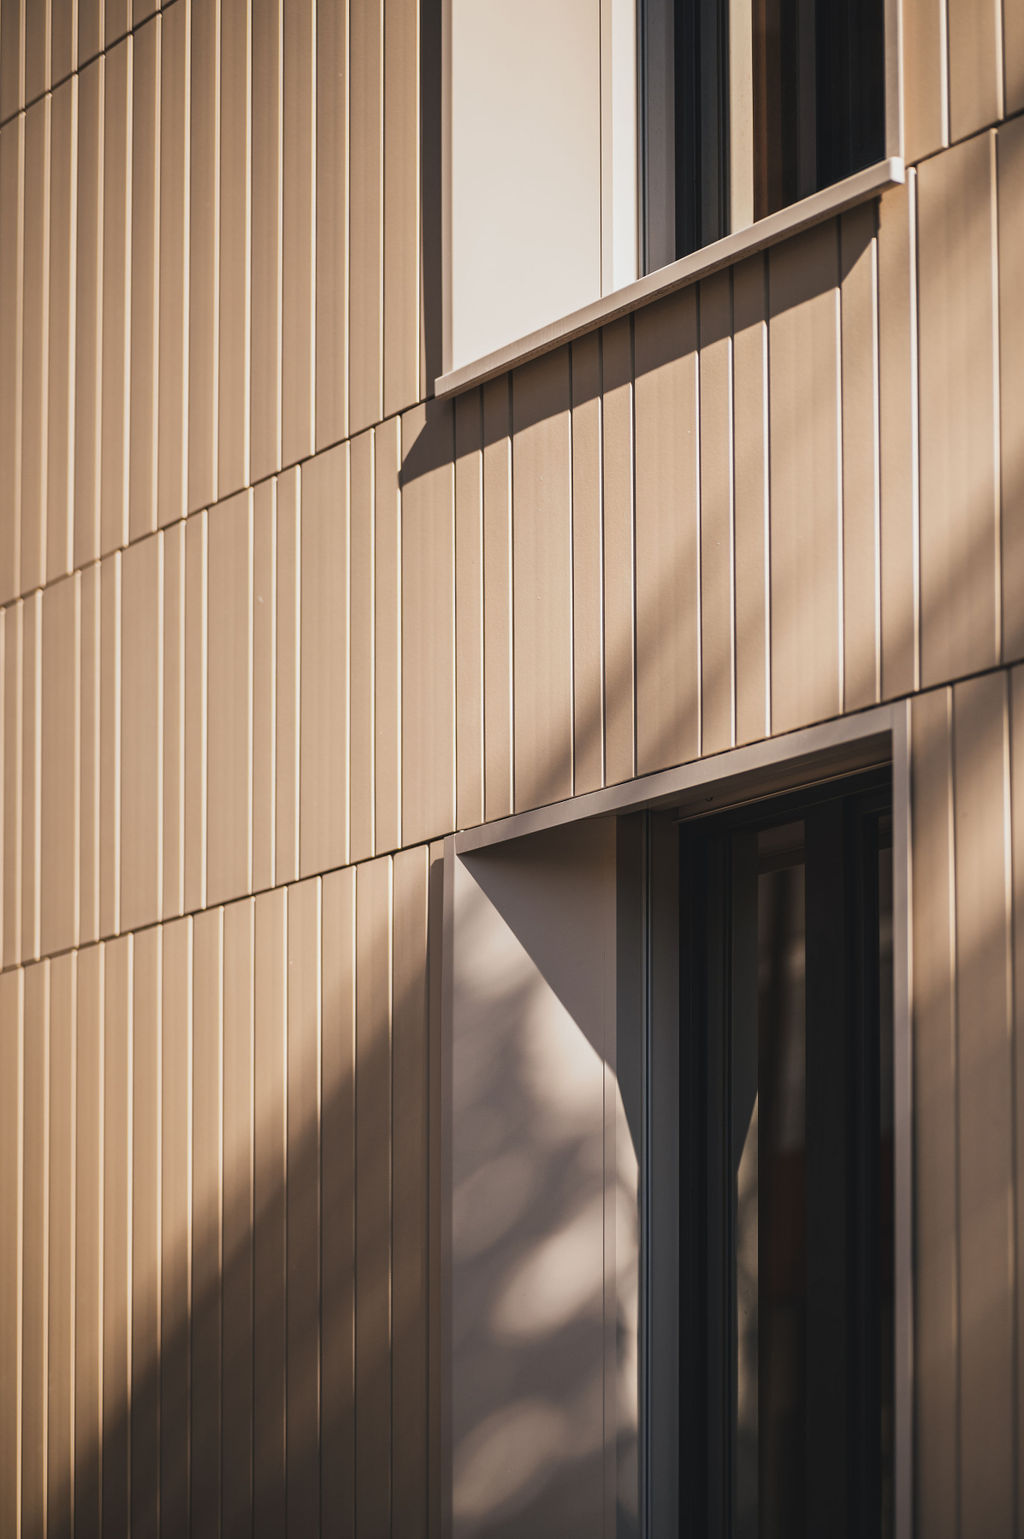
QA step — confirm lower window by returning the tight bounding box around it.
[677,771,894,1538]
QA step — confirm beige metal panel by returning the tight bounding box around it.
[948,0,1002,141]
[374,417,402,852]
[79,563,100,946]
[74,947,100,1539]
[455,392,484,829]
[315,0,348,449]
[77,0,101,68]
[105,0,129,48]
[50,0,73,87]
[918,134,1000,686]
[902,0,948,160]
[120,531,163,933]
[207,489,253,906]
[184,509,207,913]
[281,0,314,464]
[910,688,958,1539]
[253,886,287,1536]
[156,0,187,529]
[74,58,102,571]
[99,553,121,937]
[999,119,1024,662]
[128,16,160,541]
[2,604,22,967]
[392,846,429,1538]
[634,289,700,773]
[23,0,48,114]
[877,179,919,699]
[0,0,23,121]
[320,866,356,1533]
[350,430,376,862]
[250,0,282,482]
[383,0,419,417]
[21,94,50,595]
[698,271,735,756]
[355,856,392,1536]
[162,519,184,918]
[1011,666,1024,1536]
[21,591,41,962]
[102,935,131,1538]
[218,0,251,500]
[46,76,75,582]
[511,355,573,810]
[191,906,223,1539]
[402,402,456,840]
[482,377,513,818]
[100,38,130,557]
[252,478,275,891]
[160,915,191,1539]
[840,203,881,713]
[602,317,636,784]
[570,334,604,795]
[40,572,80,958]
[951,673,1016,1532]
[299,445,349,875]
[275,467,300,884]
[222,898,255,1537]
[426,840,444,1539]
[0,970,21,1539]
[1008,0,1024,115]
[188,0,219,514]
[130,927,161,1539]
[286,878,321,1534]
[768,222,841,734]
[21,961,48,1539]
[0,115,23,604]
[46,954,73,1539]
[731,254,768,745]
[348,0,382,433]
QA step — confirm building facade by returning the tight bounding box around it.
[0,0,1021,1535]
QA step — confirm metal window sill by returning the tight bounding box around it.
[434,155,904,399]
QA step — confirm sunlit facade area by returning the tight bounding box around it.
[0,1,1022,1536]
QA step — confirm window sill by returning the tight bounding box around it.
[435,156,904,399]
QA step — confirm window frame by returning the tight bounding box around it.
[442,703,913,1538]
[437,0,904,398]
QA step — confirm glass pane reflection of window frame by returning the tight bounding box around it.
[678,772,893,1539]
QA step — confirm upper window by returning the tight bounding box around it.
[445,0,888,375]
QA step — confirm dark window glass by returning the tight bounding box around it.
[678,774,893,1538]
[642,0,886,268]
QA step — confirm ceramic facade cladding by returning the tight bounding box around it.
[0,0,1022,1534]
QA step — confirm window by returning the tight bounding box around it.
[676,772,894,1538]
[444,0,894,380]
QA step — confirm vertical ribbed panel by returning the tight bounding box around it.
[40,571,79,956]
[374,417,402,851]
[570,336,603,796]
[120,530,162,933]
[0,113,24,603]
[99,37,129,557]
[481,377,513,817]
[191,906,223,1539]
[206,489,252,905]
[130,926,161,1539]
[21,960,49,1539]
[280,0,314,465]
[350,430,375,863]
[698,274,735,756]
[0,969,21,1539]
[511,356,572,811]
[998,118,1024,663]
[314,0,348,450]
[768,222,842,734]
[299,446,349,876]
[46,76,75,582]
[128,14,159,542]
[222,897,255,1537]
[731,253,768,744]
[188,0,219,515]
[74,946,101,1539]
[101,935,131,1539]
[21,94,50,593]
[634,289,700,773]
[349,0,382,434]
[274,467,300,885]
[157,0,188,529]
[217,0,250,501]
[839,202,881,714]
[159,916,191,1539]
[602,317,636,783]
[250,0,281,482]
[46,952,74,1539]
[383,0,419,418]
[73,57,102,570]
[454,391,484,829]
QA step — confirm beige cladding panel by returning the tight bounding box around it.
[454,391,484,830]
[374,417,402,852]
[315,0,348,451]
[383,0,420,418]
[251,0,284,485]
[299,445,349,876]
[698,271,736,757]
[634,289,700,774]
[206,489,253,906]
[162,519,185,918]
[223,897,255,1536]
[482,377,514,819]
[275,468,301,885]
[281,0,315,466]
[511,353,573,812]
[401,401,455,843]
[0,971,20,1539]
[100,38,130,558]
[252,478,276,892]
[877,178,918,701]
[0,114,23,605]
[20,94,50,596]
[192,905,223,1539]
[74,57,103,571]
[128,14,160,543]
[918,134,1000,686]
[217,0,251,503]
[131,927,161,1539]
[350,430,375,863]
[75,945,102,1539]
[40,571,79,957]
[120,531,163,933]
[46,74,75,583]
[998,117,1024,664]
[102,936,131,1539]
[188,0,219,516]
[349,0,383,434]
[47,953,75,1539]
[768,221,841,735]
[157,0,189,529]
[947,0,1002,141]
[80,561,101,946]
[570,334,604,796]
[21,591,40,964]
[602,317,636,785]
[731,253,768,744]
[21,961,48,1539]
[901,0,948,161]
[839,203,881,714]
[1008,0,1024,116]
[160,915,192,1539]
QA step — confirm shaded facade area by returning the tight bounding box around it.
[0,0,1023,1535]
